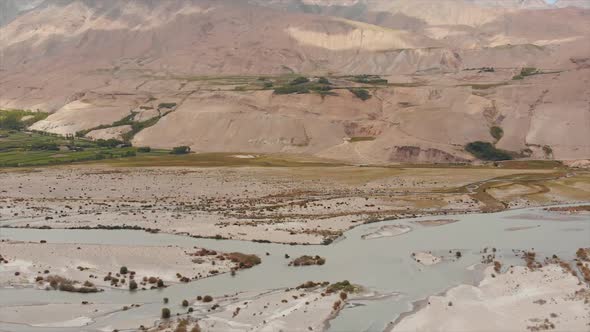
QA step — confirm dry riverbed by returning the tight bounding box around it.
[2,165,582,245]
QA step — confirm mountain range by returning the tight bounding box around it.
[1,0,588,163]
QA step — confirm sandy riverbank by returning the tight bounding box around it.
[0,241,255,290]
[147,281,364,332]
[389,263,590,332]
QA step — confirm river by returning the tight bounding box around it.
[1,205,589,332]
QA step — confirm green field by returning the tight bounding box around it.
[0,129,168,167]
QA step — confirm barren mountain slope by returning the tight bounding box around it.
[2,0,589,163]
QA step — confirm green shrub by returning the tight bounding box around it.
[137,147,151,153]
[326,280,358,293]
[29,142,59,151]
[96,139,124,148]
[465,141,513,161]
[490,126,504,141]
[349,88,371,101]
[290,77,310,85]
[158,103,177,109]
[274,85,310,95]
[161,307,171,319]
[171,146,191,155]
[0,109,49,130]
[202,295,213,303]
[512,67,539,80]
[120,266,128,274]
[129,280,138,290]
[350,75,388,85]
[0,113,24,130]
[318,77,330,84]
[182,299,189,307]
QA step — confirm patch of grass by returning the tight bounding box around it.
[349,136,376,142]
[458,82,507,90]
[496,160,563,169]
[349,75,388,85]
[93,153,344,168]
[466,141,513,161]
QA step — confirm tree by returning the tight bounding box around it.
[161,307,171,319]
[171,146,191,155]
[129,280,138,290]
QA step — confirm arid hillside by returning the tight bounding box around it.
[1,0,589,163]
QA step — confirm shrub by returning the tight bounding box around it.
[289,255,326,266]
[158,103,177,109]
[227,253,261,268]
[29,142,59,151]
[290,76,310,85]
[96,139,124,148]
[161,307,171,319]
[512,67,539,80]
[327,280,357,293]
[129,280,138,290]
[349,88,371,101]
[465,141,513,161]
[490,126,504,141]
[0,113,24,130]
[157,279,165,288]
[182,299,189,307]
[137,147,151,153]
[171,146,191,155]
[350,75,388,85]
[542,145,553,156]
[273,85,310,95]
[202,295,213,303]
[120,266,128,274]
[318,77,330,84]
[164,297,169,303]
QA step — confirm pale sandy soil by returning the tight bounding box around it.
[0,303,127,328]
[411,251,442,266]
[0,241,238,290]
[389,264,590,332]
[361,225,412,240]
[149,284,355,332]
[413,219,458,227]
